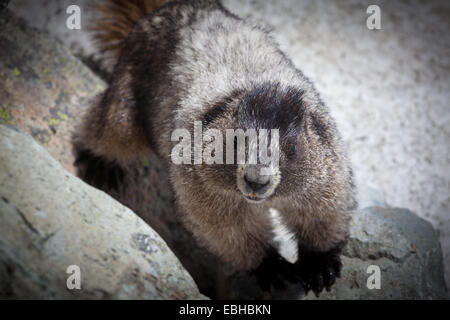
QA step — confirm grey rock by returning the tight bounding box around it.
[0,9,106,175]
[302,207,448,299]
[0,124,206,299]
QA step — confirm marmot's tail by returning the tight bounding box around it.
[90,0,166,63]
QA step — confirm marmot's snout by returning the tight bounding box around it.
[237,164,280,203]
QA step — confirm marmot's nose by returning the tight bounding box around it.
[243,165,271,192]
[244,174,270,192]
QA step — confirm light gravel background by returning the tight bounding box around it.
[8,0,450,288]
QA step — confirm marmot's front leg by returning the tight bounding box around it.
[295,244,344,296]
[253,242,345,296]
[253,247,298,291]
[264,205,349,296]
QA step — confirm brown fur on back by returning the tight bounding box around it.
[89,0,167,63]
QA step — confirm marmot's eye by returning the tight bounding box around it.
[288,144,296,157]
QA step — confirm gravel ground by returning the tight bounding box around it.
[8,0,450,289]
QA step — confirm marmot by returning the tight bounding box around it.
[73,0,357,296]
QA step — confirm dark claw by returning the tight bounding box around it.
[314,273,324,297]
[301,272,312,290]
[324,267,336,288]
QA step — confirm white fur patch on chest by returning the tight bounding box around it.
[269,208,298,263]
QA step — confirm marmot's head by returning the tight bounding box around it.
[190,82,343,204]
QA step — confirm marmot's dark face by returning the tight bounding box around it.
[196,82,323,203]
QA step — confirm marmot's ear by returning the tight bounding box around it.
[279,86,306,131]
[201,89,243,127]
[308,111,333,145]
[282,106,304,137]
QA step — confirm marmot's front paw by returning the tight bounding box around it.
[296,248,342,297]
[254,249,299,292]
[73,147,125,192]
